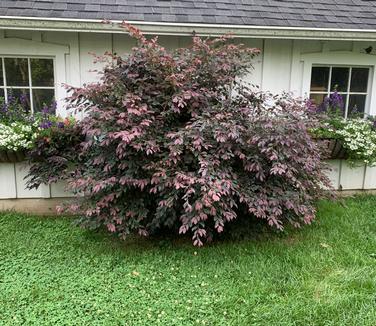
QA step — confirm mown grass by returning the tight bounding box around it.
[0,196,375,325]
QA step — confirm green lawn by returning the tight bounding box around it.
[0,196,375,325]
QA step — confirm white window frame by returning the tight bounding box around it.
[300,51,376,117]
[309,65,372,118]
[0,35,69,117]
[0,56,56,114]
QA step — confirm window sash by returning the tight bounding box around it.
[0,56,56,114]
[310,65,371,118]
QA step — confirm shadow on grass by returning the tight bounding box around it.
[0,195,357,257]
[75,212,318,256]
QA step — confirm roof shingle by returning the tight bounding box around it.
[1,0,376,30]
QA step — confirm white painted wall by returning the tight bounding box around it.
[3,30,376,111]
[1,160,375,200]
[1,30,376,199]
[0,162,72,199]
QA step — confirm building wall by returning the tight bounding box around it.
[1,30,376,201]
[3,30,376,112]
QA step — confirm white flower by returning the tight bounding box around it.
[336,119,376,165]
[0,121,37,151]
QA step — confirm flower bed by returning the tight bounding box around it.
[310,91,376,165]
[0,121,38,162]
[0,95,73,164]
[0,96,37,162]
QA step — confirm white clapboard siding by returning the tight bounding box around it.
[326,160,370,190]
[325,160,341,190]
[339,161,366,190]
[0,163,17,199]
[0,161,375,199]
[15,162,51,198]
[50,181,74,198]
[363,166,376,189]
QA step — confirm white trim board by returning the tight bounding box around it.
[1,17,376,41]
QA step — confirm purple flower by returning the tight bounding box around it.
[41,101,57,115]
[42,104,50,114]
[7,94,15,104]
[1,102,8,113]
[329,91,344,111]
[317,96,330,113]
[316,91,344,115]
[50,101,57,111]
[57,122,65,128]
[19,93,29,107]
[40,121,53,129]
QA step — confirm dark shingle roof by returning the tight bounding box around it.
[1,0,376,30]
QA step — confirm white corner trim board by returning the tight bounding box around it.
[1,16,376,41]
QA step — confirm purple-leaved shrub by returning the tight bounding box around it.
[27,24,332,245]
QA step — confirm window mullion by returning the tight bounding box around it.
[2,57,7,102]
[327,66,332,97]
[27,58,34,114]
[345,67,352,118]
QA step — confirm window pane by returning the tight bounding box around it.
[348,94,366,115]
[350,68,369,93]
[31,59,54,87]
[0,88,4,98]
[330,67,349,92]
[32,89,55,113]
[4,58,29,87]
[309,93,326,106]
[7,88,31,112]
[0,61,3,86]
[310,67,329,92]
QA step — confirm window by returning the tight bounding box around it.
[0,57,55,113]
[310,66,370,117]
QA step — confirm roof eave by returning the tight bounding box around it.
[1,16,376,41]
